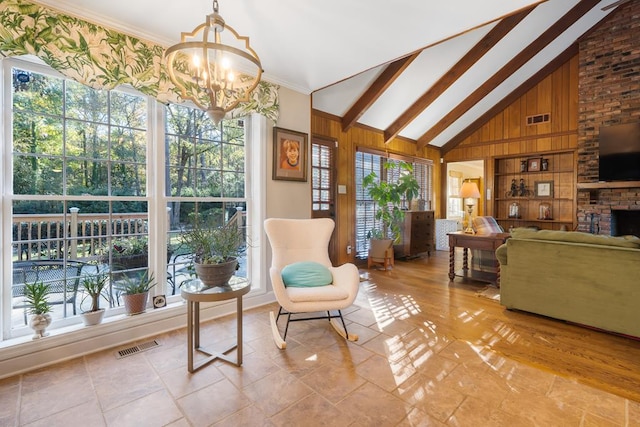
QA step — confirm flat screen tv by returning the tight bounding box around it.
[598,122,640,182]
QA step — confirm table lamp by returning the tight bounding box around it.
[459,181,481,234]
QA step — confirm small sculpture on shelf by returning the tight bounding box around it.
[538,202,552,220]
[541,158,549,171]
[519,179,527,197]
[508,202,521,218]
[508,179,518,197]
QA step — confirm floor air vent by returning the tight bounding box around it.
[115,340,160,359]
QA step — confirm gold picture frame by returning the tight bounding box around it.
[272,127,308,181]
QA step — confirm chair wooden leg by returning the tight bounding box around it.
[269,311,287,349]
[329,311,358,342]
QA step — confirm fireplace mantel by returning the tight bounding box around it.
[577,181,640,190]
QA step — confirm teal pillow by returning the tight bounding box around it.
[281,262,333,288]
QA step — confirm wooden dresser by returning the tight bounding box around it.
[396,210,435,258]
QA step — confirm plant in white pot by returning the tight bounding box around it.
[363,161,420,268]
[114,271,156,315]
[24,281,52,339]
[80,273,110,326]
[181,219,245,287]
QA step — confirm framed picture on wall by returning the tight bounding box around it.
[272,127,308,182]
[527,158,541,172]
[535,180,554,197]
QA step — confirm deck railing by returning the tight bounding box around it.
[12,208,247,261]
[12,211,148,261]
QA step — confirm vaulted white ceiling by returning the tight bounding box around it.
[35,0,624,149]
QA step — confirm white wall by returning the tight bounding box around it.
[266,86,311,219]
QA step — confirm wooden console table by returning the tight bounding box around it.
[448,232,510,286]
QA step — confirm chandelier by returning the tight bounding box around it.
[164,0,263,124]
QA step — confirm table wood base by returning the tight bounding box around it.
[448,232,510,287]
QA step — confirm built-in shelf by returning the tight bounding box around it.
[493,150,576,231]
[577,181,640,190]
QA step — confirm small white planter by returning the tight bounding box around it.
[81,309,105,326]
[29,314,52,339]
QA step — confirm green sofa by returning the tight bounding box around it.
[496,228,640,338]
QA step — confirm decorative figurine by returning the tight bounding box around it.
[519,178,527,197]
[539,202,552,220]
[509,179,518,197]
[520,160,528,172]
[509,202,521,218]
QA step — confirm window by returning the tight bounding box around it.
[2,58,259,340]
[164,105,249,291]
[355,150,433,258]
[311,140,334,214]
[448,171,464,219]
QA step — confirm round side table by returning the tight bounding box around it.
[180,276,251,372]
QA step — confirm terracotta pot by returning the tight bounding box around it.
[194,258,238,287]
[81,309,105,326]
[121,291,149,315]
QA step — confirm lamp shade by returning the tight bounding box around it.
[459,181,481,199]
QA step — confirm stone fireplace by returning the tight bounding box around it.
[576,1,640,236]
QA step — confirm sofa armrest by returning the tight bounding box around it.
[495,243,507,266]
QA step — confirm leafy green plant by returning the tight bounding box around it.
[80,273,110,312]
[24,281,52,315]
[363,161,420,243]
[109,236,148,256]
[114,271,156,295]
[181,220,245,265]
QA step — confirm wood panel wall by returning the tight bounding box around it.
[311,111,441,264]
[443,55,579,217]
[312,54,579,263]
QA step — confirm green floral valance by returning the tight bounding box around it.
[0,0,279,122]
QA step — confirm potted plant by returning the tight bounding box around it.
[24,281,53,339]
[363,161,420,242]
[114,271,156,315]
[79,273,110,326]
[181,219,245,287]
[103,236,150,271]
[363,161,420,268]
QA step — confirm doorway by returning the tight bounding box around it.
[446,160,484,221]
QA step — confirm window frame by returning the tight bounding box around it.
[1,56,266,341]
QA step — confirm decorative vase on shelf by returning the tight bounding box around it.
[541,158,549,171]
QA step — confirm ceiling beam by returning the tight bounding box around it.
[416,0,600,150]
[382,6,535,144]
[341,53,419,132]
[439,43,579,155]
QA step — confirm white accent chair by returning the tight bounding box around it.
[264,218,360,349]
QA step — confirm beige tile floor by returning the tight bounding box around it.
[1,266,639,426]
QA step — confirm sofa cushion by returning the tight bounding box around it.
[510,228,640,249]
[281,261,333,288]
